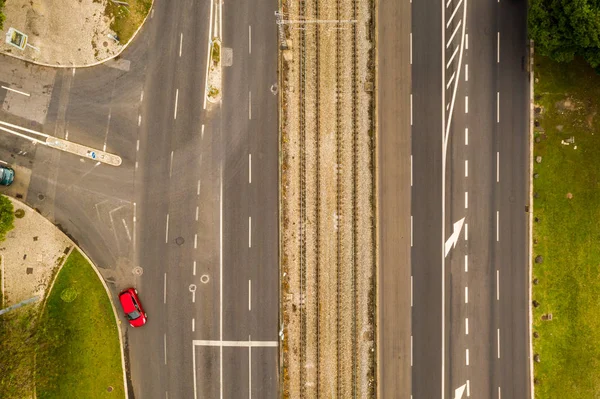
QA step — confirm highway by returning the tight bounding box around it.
[0,0,279,397]
[379,0,530,397]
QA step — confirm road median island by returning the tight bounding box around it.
[532,55,600,398]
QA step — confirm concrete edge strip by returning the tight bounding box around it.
[374,0,381,397]
[0,0,155,69]
[277,0,284,390]
[528,39,535,399]
[7,197,129,399]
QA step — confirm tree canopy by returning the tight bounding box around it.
[529,0,600,68]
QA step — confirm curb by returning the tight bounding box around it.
[8,196,129,399]
[373,0,381,396]
[528,39,535,399]
[0,0,154,69]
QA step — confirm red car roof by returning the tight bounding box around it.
[119,291,136,313]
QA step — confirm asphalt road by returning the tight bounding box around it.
[378,0,530,396]
[0,0,280,397]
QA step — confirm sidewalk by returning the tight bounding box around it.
[0,0,151,67]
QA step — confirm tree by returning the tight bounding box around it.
[529,0,600,68]
[0,195,13,242]
[0,0,5,31]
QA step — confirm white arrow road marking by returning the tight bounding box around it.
[455,384,467,399]
[444,217,465,257]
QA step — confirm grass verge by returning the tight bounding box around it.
[105,0,152,44]
[532,55,600,398]
[35,249,124,398]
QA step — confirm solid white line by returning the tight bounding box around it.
[179,33,183,57]
[465,96,469,113]
[497,269,500,300]
[411,276,413,307]
[196,206,199,221]
[193,340,278,347]
[411,335,413,366]
[465,191,468,208]
[465,287,469,304]
[467,380,471,396]
[193,260,197,276]
[219,162,223,399]
[497,328,501,358]
[446,21,462,48]
[447,46,459,69]
[465,255,468,272]
[446,0,452,7]
[497,91,500,122]
[465,127,469,145]
[169,151,174,178]
[465,63,468,81]
[164,334,167,364]
[248,280,252,311]
[464,223,468,240]
[249,91,252,120]
[441,0,447,395]
[410,94,413,126]
[248,217,252,247]
[466,349,469,365]
[174,89,179,120]
[195,233,198,249]
[411,215,413,247]
[0,120,49,138]
[165,214,169,243]
[465,317,469,334]
[197,180,201,196]
[497,152,500,182]
[410,155,413,186]
[446,0,463,27]
[497,32,500,63]
[1,86,30,96]
[498,387,501,399]
[248,336,252,398]
[249,25,252,54]
[249,154,252,184]
[497,211,500,241]
[465,160,468,177]
[164,273,167,304]
[192,318,195,332]
[410,33,412,64]
[446,72,456,89]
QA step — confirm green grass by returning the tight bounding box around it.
[35,249,124,399]
[533,55,600,398]
[105,0,152,44]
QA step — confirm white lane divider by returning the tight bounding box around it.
[410,94,413,126]
[465,63,468,82]
[410,155,413,187]
[196,206,199,221]
[464,223,468,241]
[497,91,500,122]
[465,160,468,177]
[164,334,167,364]
[411,216,413,247]
[467,380,470,396]
[496,211,500,241]
[1,86,30,96]
[164,273,167,304]
[193,260,197,276]
[249,216,252,248]
[465,317,469,334]
[498,387,501,399]
[192,318,195,332]
[411,335,413,367]
[465,254,468,272]
[465,96,469,113]
[496,152,500,182]
[195,233,198,249]
[465,127,469,145]
[410,33,413,65]
[465,33,469,50]
[447,72,456,90]
[249,154,252,184]
[248,280,252,311]
[466,349,469,366]
[497,328,501,358]
[249,91,252,120]
[497,269,500,300]
[197,180,201,196]
[169,150,174,178]
[447,46,459,69]
[497,32,500,63]
[411,276,414,307]
[174,89,179,120]
[446,0,463,27]
[464,191,468,209]
[447,21,462,48]
[465,287,469,304]
[179,33,183,57]
[249,25,252,54]
[165,214,170,243]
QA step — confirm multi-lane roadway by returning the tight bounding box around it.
[379,0,530,397]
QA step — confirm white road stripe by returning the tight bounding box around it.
[465,33,469,50]
[496,211,500,241]
[411,335,413,366]
[201,124,205,139]
[465,191,468,209]
[197,180,201,196]
[446,0,463,27]
[248,216,252,248]
[410,94,413,126]
[174,89,179,120]
[497,328,501,358]
[447,46,459,69]
[164,273,167,303]
[136,140,140,152]
[497,152,500,182]
[140,90,144,102]
[497,269,500,300]
[193,340,278,347]
[138,115,142,126]
[249,91,252,120]
[497,32,500,63]
[446,0,452,7]
[195,233,198,249]
[248,335,252,399]
[179,33,183,57]
[446,21,462,48]
[248,280,252,311]
[410,155,413,187]
[196,206,199,221]
[464,223,468,240]
[467,380,471,396]
[465,317,469,334]
[1,86,30,96]
[410,33,413,65]
[192,318,195,332]
[498,387,501,399]
[497,91,500,122]
[410,215,413,247]
[249,154,252,184]
[169,151,174,178]
[465,96,468,113]
[465,287,469,304]
[193,260,197,276]
[465,160,468,177]
[466,349,469,365]
[447,72,456,90]
[164,334,167,364]
[465,254,468,272]
[165,214,169,243]
[411,275,413,307]
[465,127,469,145]
[249,25,252,54]
[465,63,468,81]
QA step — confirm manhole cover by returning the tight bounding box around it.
[200,275,210,284]
[175,237,185,246]
[132,266,143,276]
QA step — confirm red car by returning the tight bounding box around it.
[118,288,147,327]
